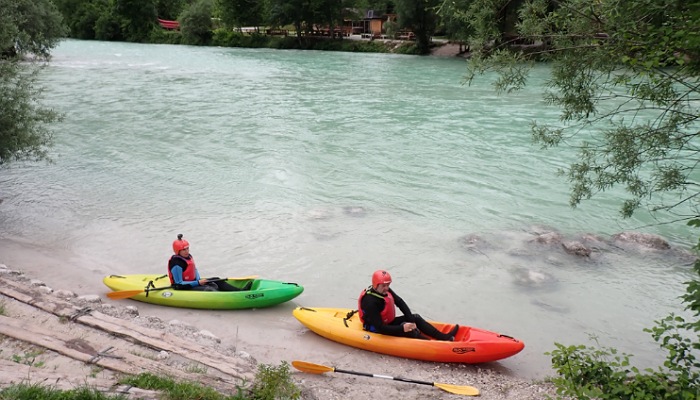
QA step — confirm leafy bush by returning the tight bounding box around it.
[93,7,123,41]
[336,40,390,53]
[211,30,271,48]
[155,0,186,20]
[113,0,157,42]
[149,27,182,44]
[550,341,660,399]
[392,42,421,55]
[210,31,391,54]
[249,361,301,400]
[54,0,104,40]
[179,0,213,45]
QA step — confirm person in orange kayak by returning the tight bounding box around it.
[358,269,458,340]
[168,234,252,291]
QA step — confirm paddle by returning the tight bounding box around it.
[291,360,480,396]
[105,275,259,300]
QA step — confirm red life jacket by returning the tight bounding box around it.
[358,286,396,324]
[167,254,197,284]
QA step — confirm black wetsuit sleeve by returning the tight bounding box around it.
[390,289,415,322]
[361,292,406,336]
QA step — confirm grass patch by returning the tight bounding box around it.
[12,349,46,368]
[0,362,300,399]
[184,363,208,374]
[121,361,300,399]
[88,366,104,378]
[0,384,125,399]
[393,42,422,55]
[121,373,233,399]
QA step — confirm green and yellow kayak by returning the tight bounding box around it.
[103,274,303,310]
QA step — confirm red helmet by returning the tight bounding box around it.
[172,234,190,254]
[372,270,392,287]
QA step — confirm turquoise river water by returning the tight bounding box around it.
[0,39,696,379]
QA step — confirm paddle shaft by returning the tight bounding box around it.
[333,367,435,387]
[147,277,227,292]
[291,360,479,396]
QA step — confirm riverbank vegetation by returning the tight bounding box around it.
[0,0,65,167]
[53,0,425,53]
[0,362,300,399]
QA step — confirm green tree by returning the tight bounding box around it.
[216,0,266,30]
[180,0,215,45]
[155,0,186,20]
[0,0,65,166]
[94,7,125,41]
[113,0,157,42]
[55,0,108,40]
[395,0,439,53]
[436,0,528,52]
[467,0,700,221]
[3,0,66,58]
[56,0,157,42]
[267,0,308,39]
[435,0,474,46]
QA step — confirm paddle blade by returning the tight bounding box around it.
[106,290,144,300]
[435,382,480,396]
[292,361,334,375]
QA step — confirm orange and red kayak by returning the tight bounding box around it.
[293,306,524,363]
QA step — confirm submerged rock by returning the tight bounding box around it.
[306,207,335,220]
[561,241,591,257]
[611,231,671,250]
[342,206,367,217]
[511,266,557,288]
[532,232,563,245]
[458,234,493,253]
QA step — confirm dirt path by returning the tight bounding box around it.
[431,43,468,57]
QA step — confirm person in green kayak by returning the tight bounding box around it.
[358,269,458,341]
[168,234,252,292]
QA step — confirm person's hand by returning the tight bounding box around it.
[198,278,208,285]
[402,322,417,332]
